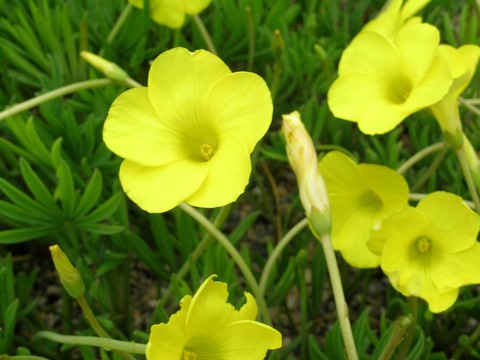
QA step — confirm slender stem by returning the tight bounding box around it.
[77,296,136,360]
[461,97,480,105]
[378,314,413,360]
[192,15,218,55]
[125,77,143,88]
[396,142,446,175]
[259,218,308,295]
[245,6,255,71]
[0,79,114,121]
[156,205,232,308]
[260,159,283,242]
[104,4,134,48]
[410,144,448,193]
[456,146,480,211]
[35,331,146,355]
[319,233,358,360]
[453,321,480,359]
[396,297,418,360]
[459,97,480,116]
[179,203,272,325]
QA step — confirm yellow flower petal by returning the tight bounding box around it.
[129,0,186,28]
[417,192,480,253]
[146,295,192,359]
[184,0,213,14]
[148,48,231,129]
[185,134,251,208]
[119,159,208,213]
[104,87,186,166]
[205,72,273,152]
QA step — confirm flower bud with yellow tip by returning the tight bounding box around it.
[80,51,128,82]
[49,245,85,299]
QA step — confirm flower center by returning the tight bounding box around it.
[416,236,431,253]
[183,350,197,360]
[200,143,215,161]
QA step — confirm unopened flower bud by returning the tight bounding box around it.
[272,29,284,59]
[80,51,128,82]
[282,111,331,236]
[49,245,85,299]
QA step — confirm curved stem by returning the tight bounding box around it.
[104,4,134,49]
[157,205,232,308]
[35,331,146,355]
[396,142,446,175]
[179,202,271,325]
[0,79,114,121]
[319,233,358,360]
[259,218,308,295]
[456,146,480,211]
[192,15,218,55]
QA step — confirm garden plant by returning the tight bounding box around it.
[1,0,480,359]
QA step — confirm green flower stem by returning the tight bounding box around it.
[459,97,480,116]
[397,297,418,360]
[104,4,133,50]
[35,331,146,355]
[245,6,255,71]
[453,321,480,359]
[378,314,413,360]
[77,296,136,360]
[396,142,446,175]
[179,202,272,325]
[319,233,358,360]
[157,205,232,308]
[456,146,480,212]
[192,15,218,56]
[259,218,308,295]
[125,77,143,88]
[410,144,448,193]
[0,79,114,121]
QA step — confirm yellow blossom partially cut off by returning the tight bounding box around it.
[430,44,480,139]
[146,275,282,359]
[318,151,409,268]
[129,0,212,28]
[328,22,452,135]
[282,111,330,236]
[363,0,431,39]
[369,192,480,312]
[103,47,272,213]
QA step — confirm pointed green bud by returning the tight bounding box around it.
[272,29,284,59]
[49,245,85,299]
[80,51,128,82]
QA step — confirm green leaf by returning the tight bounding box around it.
[76,192,122,225]
[0,227,54,244]
[54,160,77,217]
[74,169,103,218]
[3,299,19,351]
[79,224,124,235]
[19,158,61,215]
[0,200,51,226]
[229,210,260,245]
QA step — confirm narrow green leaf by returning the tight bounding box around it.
[0,200,52,226]
[79,224,124,235]
[54,160,77,218]
[19,158,61,215]
[77,192,122,225]
[0,226,54,244]
[3,299,19,351]
[74,169,103,218]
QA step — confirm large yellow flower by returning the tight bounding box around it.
[328,22,452,135]
[369,192,480,312]
[146,275,282,359]
[129,0,212,28]
[318,151,409,268]
[103,48,272,213]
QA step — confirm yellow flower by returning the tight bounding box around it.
[318,151,409,268]
[282,111,330,236]
[368,192,480,313]
[363,0,431,39]
[146,275,282,359]
[328,22,452,135]
[103,48,272,213]
[430,44,480,141]
[128,0,212,28]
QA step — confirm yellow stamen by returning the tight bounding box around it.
[183,350,197,360]
[416,236,431,253]
[200,143,215,161]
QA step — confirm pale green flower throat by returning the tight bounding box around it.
[416,236,431,253]
[200,143,215,161]
[183,349,197,359]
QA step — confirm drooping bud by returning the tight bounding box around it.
[49,245,85,299]
[282,111,331,237]
[80,51,128,82]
